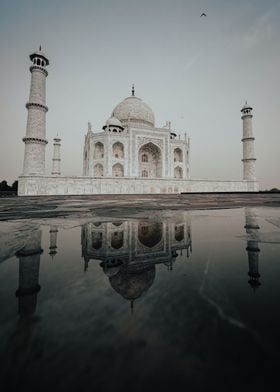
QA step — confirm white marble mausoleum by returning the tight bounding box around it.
[18,48,259,196]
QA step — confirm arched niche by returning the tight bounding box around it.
[94,142,104,159]
[138,222,163,248]
[94,163,103,176]
[175,225,184,241]
[174,148,183,162]
[112,163,124,177]
[111,231,124,249]
[92,232,102,250]
[174,166,183,178]
[142,153,148,162]
[112,221,123,227]
[138,143,162,178]
[112,142,124,159]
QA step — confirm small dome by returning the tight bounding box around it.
[29,47,49,65]
[103,265,121,278]
[112,96,155,127]
[106,116,123,127]
[241,102,252,111]
[34,49,47,58]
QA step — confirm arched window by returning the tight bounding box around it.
[37,59,40,65]
[112,163,124,177]
[174,148,183,162]
[175,225,184,241]
[138,222,163,248]
[142,154,148,162]
[94,142,104,159]
[92,232,102,250]
[142,170,148,177]
[138,143,162,178]
[174,166,183,178]
[111,231,124,249]
[112,142,124,159]
[94,163,103,176]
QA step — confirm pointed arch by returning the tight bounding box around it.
[92,232,102,250]
[112,142,124,158]
[94,163,103,176]
[94,142,104,159]
[174,148,183,162]
[112,163,124,177]
[175,225,184,241]
[138,142,162,178]
[138,222,163,248]
[111,231,124,249]
[174,166,183,178]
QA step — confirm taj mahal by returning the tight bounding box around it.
[18,48,259,196]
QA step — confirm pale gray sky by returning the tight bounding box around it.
[0,0,279,189]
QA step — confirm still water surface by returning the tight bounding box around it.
[0,207,280,391]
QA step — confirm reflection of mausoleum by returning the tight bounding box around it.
[81,213,192,307]
[10,208,264,318]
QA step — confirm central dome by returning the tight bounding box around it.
[112,95,155,127]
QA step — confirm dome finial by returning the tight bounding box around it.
[39,45,42,51]
[132,83,135,96]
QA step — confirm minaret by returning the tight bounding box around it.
[15,227,43,316]
[244,208,261,290]
[22,47,49,176]
[49,225,58,258]
[51,137,61,175]
[241,102,256,181]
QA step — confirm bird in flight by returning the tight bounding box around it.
[200,12,207,17]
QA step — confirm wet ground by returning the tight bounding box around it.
[0,193,280,220]
[0,195,280,391]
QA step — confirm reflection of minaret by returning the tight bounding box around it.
[51,137,61,175]
[244,208,261,290]
[15,227,43,316]
[49,225,58,258]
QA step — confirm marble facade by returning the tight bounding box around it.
[18,49,259,196]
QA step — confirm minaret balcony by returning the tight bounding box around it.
[26,102,48,112]
[29,65,48,76]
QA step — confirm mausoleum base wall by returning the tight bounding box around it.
[18,175,259,196]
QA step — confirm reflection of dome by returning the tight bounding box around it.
[112,96,155,127]
[109,265,155,301]
[100,260,123,278]
[103,265,121,278]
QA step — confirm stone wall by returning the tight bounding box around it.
[18,175,259,196]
